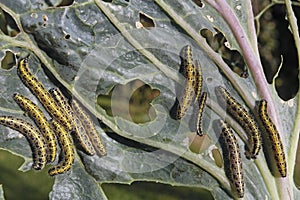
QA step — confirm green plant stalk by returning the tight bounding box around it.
[284,0,300,195]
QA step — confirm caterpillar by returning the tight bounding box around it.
[70,99,107,156]
[258,100,287,177]
[196,92,207,136]
[216,119,244,198]
[49,88,96,156]
[0,116,47,170]
[215,86,261,159]
[175,45,200,119]
[48,120,75,176]
[17,58,72,130]
[13,93,57,163]
[194,60,203,103]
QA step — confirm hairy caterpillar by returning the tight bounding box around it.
[0,116,47,170]
[196,92,207,136]
[49,88,96,156]
[13,93,57,163]
[176,45,202,119]
[48,120,75,176]
[258,100,287,177]
[70,99,107,156]
[216,119,244,198]
[215,86,261,159]
[17,58,72,130]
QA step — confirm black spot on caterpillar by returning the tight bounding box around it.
[13,93,57,163]
[49,88,96,156]
[215,86,261,159]
[0,116,47,170]
[48,120,75,176]
[258,100,286,177]
[70,99,107,156]
[215,119,244,198]
[17,58,72,130]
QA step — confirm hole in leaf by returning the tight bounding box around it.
[200,28,248,78]
[45,0,74,7]
[192,0,205,8]
[0,8,20,37]
[42,15,48,22]
[97,79,160,124]
[138,12,155,28]
[1,51,16,70]
[212,148,223,168]
[206,77,213,83]
[188,133,211,154]
[0,150,54,199]
[57,0,74,6]
[257,4,299,100]
[64,34,71,39]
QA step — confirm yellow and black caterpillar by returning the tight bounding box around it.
[216,119,244,198]
[172,45,207,136]
[0,57,109,176]
[0,116,47,170]
[257,100,286,177]
[215,86,261,159]
[13,93,57,163]
[195,92,207,136]
[48,120,75,176]
[17,58,72,130]
[176,45,202,120]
